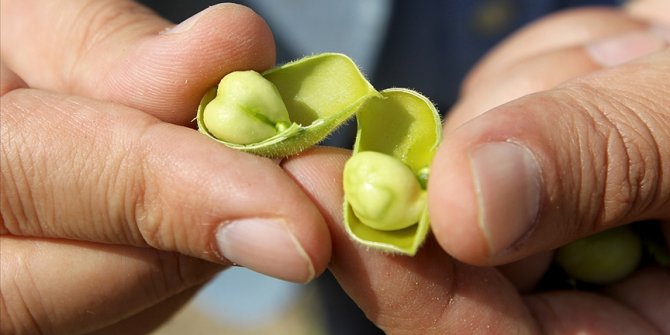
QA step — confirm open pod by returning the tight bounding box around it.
[344,88,442,255]
[197,53,379,158]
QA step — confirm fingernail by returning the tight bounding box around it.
[215,218,315,283]
[586,28,669,67]
[469,142,542,256]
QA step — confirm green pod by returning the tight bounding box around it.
[197,53,380,158]
[556,226,643,285]
[343,88,442,255]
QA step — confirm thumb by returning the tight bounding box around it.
[430,49,670,265]
[0,1,275,125]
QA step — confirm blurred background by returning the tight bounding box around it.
[136,1,619,333]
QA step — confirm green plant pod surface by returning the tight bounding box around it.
[556,226,643,285]
[197,53,379,158]
[344,88,442,255]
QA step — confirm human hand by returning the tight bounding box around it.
[430,4,670,270]
[283,3,669,334]
[1,2,331,333]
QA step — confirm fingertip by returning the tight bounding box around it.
[164,3,277,69]
[430,108,546,265]
[157,3,277,77]
[429,126,490,264]
[100,3,276,125]
[213,216,329,283]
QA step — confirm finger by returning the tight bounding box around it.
[0,62,27,95]
[604,266,670,333]
[0,1,275,125]
[281,148,541,334]
[1,89,330,283]
[430,49,670,265]
[524,291,661,334]
[496,251,554,293]
[90,286,202,335]
[283,149,663,333]
[447,46,601,133]
[331,240,540,334]
[448,26,669,133]
[463,7,647,96]
[626,0,670,25]
[0,236,216,334]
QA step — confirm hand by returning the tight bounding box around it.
[1,2,331,333]
[430,5,670,267]
[284,3,669,334]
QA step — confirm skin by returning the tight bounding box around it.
[1,1,668,334]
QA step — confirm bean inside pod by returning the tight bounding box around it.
[555,226,643,285]
[343,88,442,255]
[197,53,380,158]
[197,53,442,256]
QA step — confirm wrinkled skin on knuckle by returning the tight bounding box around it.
[2,89,152,243]
[122,127,173,252]
[126,123,216,258]
[561,78,669,228]
[1,88,191,251]
[1,90,56,237]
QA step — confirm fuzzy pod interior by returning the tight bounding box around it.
[197,53,380,158]
[343,88,442,256]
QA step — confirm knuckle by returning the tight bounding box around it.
[1,91,53,236]
[131,170,167,250]
[563,80,669,228]
[124,124,176,252]
[118,131,158,247]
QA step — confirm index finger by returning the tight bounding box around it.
[1,88,330,283]
[0,1,275,125]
